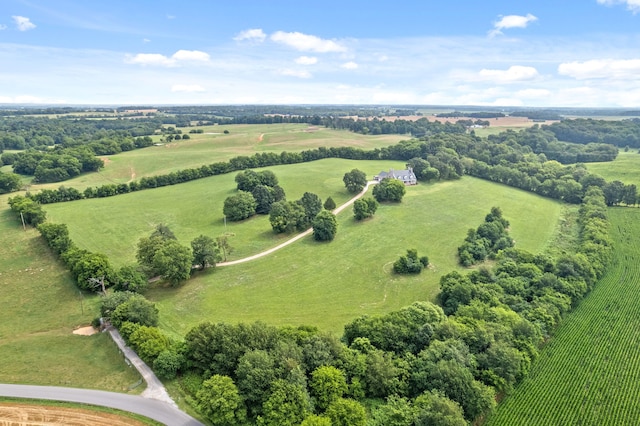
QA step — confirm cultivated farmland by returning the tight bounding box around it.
[486,207,640,425]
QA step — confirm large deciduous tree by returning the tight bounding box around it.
[223,190,258,221]
[343,169,367,193]
[191,234,222,270]
[312,210,338,241]
[270,200,306,233]
[196,375,247,426]
[353,197,379,220]
[373,178,406,202]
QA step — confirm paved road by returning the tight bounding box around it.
[106,326,175,405]
[218,180,377,267]
[0,383,203,425]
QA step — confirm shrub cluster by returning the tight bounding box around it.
[393,249,429,274]
[457,207,514,266]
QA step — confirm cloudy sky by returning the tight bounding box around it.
[1,0,640,106]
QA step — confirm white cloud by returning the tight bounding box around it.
[478,65,539,82]
[341,61,358,70]
[13,16,36,31]
[125,50,210,66]
[489,13,537,36]
[143,38,151,43]
[172,50,210,61]
[295,56,318,65]
[516,88,551,98]
[278,69,312,78]
[234,28,266,42]
[558,58,640,79]
[126,53,174,66]
[171,84,205,92]
[597,0,640,13]
[271,31,347,53]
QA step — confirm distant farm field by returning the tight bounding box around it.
[586,150,640,187]
[33,124,406,191]
[0,199,141,391]
[45,166,564,334]
[486,207,640,426]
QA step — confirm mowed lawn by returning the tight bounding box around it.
[33,124,406,192]
[0,197,141,391]
[45,162,563,334]
[586,150,640,187]
[486,208,640,426]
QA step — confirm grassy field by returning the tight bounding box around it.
[32,124,406,192]
[486,207,640,425]
[44,161,564,334]
[586,150,640,187]
[0,197,141,391]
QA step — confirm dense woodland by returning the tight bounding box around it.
[2,109,637,424]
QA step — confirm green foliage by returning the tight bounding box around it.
[393,249,428,274]
[298,192,323,228]
[310,365,348,411]
[373,178,406,202]
[196,374,247,426]
[325,398,366,426]
[353,197,378,220]
[236,349,278,419]
[128,325,170,363]
[300,415,332,426]
[236,169,279,192]
[153,349,184,380]
[312,210,338,241]
[223,190,258,221]
[369,395,414,426]
[413,390,467,426]
[37,222,72,255]
[110,294,159,328]
[8,195,46,226]
[258,380,311,426]
[136,235,192,284]
[114,265,148,293]
[323,196,336,211]
[191,234,222,269]
[269,200,306,233]
[100,291,136,320]
[458,207,513,266]
[0,171,21,193]
[343,169,368,193]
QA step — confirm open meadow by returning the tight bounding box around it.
[0,196,142,391]
[486,207,640,425]
[586,150,640,187]
[44,163,564,334]
[33,124,405,192]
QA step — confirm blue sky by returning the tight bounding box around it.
[1,0,640,106]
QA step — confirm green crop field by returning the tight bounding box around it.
[44,163,564,334]
[0,196,142,391]
[486,207,640,426]
[586,150,640,187]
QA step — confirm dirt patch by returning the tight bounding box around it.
[72,326,97,336]
[0,403,149,426]
[258,133,264,142]
[305,126,319,132]
[100,157,112,165]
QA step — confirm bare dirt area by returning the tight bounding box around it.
[72,326,97,336]
[0,403,149,426]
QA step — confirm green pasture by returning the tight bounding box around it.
[586,150,640,187]
[32,124,405,192]
[487,207,640,426]
[0,198,141,391]
[45,162,563,334]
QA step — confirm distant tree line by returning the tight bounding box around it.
[543,118,640,148]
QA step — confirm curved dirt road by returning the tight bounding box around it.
[218,181,376,267]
